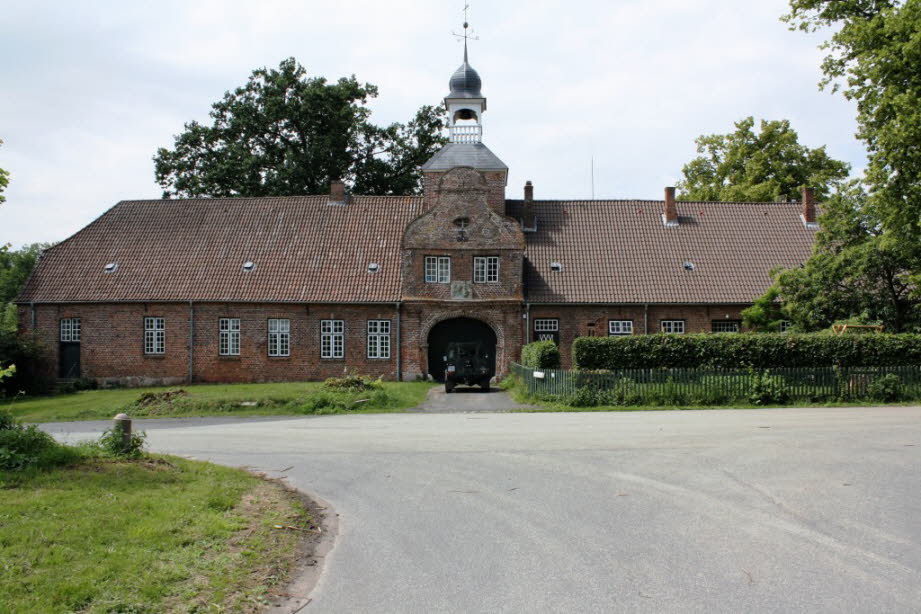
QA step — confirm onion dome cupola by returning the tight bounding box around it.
[444,42,486,144]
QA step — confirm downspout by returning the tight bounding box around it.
[524,302,531,344]
[395,302,402,381]
[30,302,36,335]
[644,303,649,335]
[188,301,194,385]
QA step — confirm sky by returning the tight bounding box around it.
[0,0,864,248]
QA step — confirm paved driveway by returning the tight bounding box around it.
[46,407,921,613]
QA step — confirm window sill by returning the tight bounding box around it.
[218,355,242,360]
[268,356,291,360]
[144,354,166,359]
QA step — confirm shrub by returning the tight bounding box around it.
[749,371,789,406]
[521,341,561,369]
[0,333,54,396]
[98,423,147,458]
[572,333,921,371]
[868,373,903,402]
[0,412,82,470]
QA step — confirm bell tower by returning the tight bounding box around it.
[421,14,508,215]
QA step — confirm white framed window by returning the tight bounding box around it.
[474,256,500,283]
[712,320,741,334]
[424,256,451,283]
[779,320,793,333]
[268,318,290,357]
[660,320,686,334]
[367,320,391,359]
[534,318,559,344]
[144,317,165,354]
[219,318,241,355]
[321,320,344,359]
[60,318,81,343]
[608,320,633,336]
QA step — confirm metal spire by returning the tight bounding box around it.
[452,3,478,62]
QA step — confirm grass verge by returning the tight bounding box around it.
[6,380,435,423]
[0,456,316,614]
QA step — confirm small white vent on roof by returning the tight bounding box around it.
[242,261,256,273]
[367,263,380,273]
[550,262,563,273]
[683,261,696,271]
[104,262,118,273]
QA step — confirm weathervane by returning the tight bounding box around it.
[451,3,479,61]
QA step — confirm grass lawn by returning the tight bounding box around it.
[6,381,435,423]
[0,457,314,614]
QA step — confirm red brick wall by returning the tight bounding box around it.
[528,304,748,368]
[21,303,402,386]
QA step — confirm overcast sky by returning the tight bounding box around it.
[1,0,863,248]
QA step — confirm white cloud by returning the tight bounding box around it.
[0,0,862,246]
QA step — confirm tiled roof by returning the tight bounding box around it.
[18,196,421,303]
[506,199,816,304]
[19,195,816,305]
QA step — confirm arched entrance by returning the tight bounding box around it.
[427,317,497,382]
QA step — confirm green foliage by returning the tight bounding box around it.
[154,57,448,199]
[0,243,48,305]
[0,412,81,471]
[0,138,9,205]
[97,423,147,458]
[521,340,562,369]
[774,1,921,329]
[742,286,790,331]
[749,371,790,405]
[0,332,54,397]
[763,181,921,332]
[868,373,903,402]
[676,116,850,202]
[572,333,921,370]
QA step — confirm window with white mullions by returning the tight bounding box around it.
[367,320,391,359]
[321,320,344,359]
[660,320,686,334]
[474,256,500,283]
[268,318,290,357]
[424,256,451,283]
[219,318,241,355]
[711,320,741,334]
[608,320,633,336]
[534,318,559,344]
[144,317,165,354]
[60,318,81,342]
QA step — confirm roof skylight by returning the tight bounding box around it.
[104,262,118,273]
[242,261,256,272]
[550,262,563,272]
[683,261,696,271]
[367,263,380,273]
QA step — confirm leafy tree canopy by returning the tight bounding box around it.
[0,244,48,305]
[784,0,921,246]
[154,58,448,198]
[677,117,851,202]
[0,139,9,205]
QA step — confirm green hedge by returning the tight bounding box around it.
[521,340,561,369]
[572,333,921,370]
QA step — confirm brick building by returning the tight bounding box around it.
[16,50,818,385]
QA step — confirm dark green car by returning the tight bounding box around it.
[444,341,493,392]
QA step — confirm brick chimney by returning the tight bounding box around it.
[801,187,816,225]
[329,179,347,205]
[521,180,536,232]
[663,186,678,226]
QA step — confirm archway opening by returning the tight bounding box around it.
[427,317,497,382]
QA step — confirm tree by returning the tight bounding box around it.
[0,244,46,305]
[783,1,921,250]
[0,139,9,205]
[749,182,921,332]
[676,117,850,202]
[154,58,448,198]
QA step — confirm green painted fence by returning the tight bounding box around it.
[510,362,921,406]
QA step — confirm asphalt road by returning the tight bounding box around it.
[45,406,921,613]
